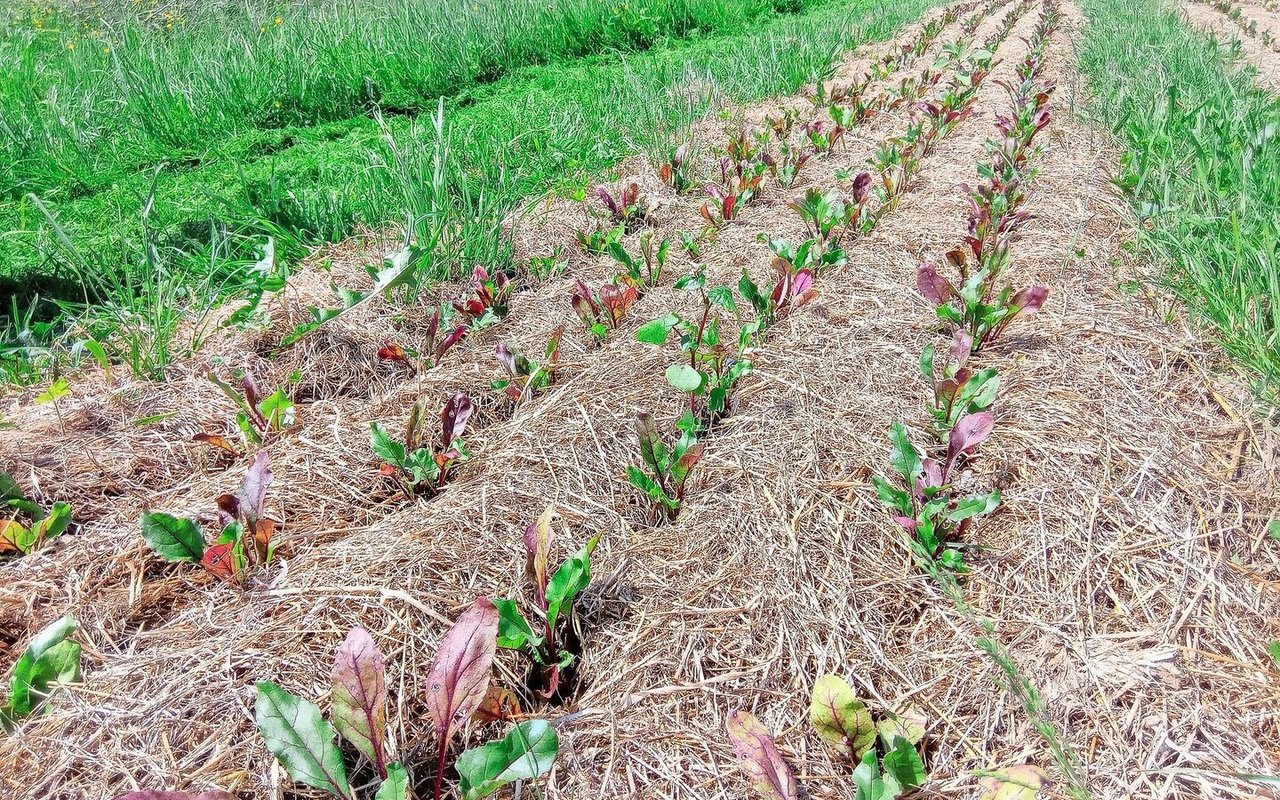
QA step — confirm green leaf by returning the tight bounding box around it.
[1269,520,1280,541]
[259,388,295,430]
[636,315,678,345]
[84,338,110,371]
[370,423,406,467]
[876,707,926,747]
[880,735,926,792]
[457,719,559,800]
[375,763,408,800]
[254,681,352,800]
[918,344,935,380]
[545,536,600,631]
[810,675,876,759]
[0,471,21,502]
[666,364,705,393]
[947,491,1000,522]
[871,476,912,517]
[8,615,80,721]
[35,378,70,405]
[708,285,737,311]
[852,749,884,800]
[888,422,922,483]
[493,598,541,651]
[29,502,72,546]
[626,466,671,507]
[140,512,206,563]
[1268,641,1280,668]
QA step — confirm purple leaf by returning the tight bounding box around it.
[524,506,554,605]
[1013,286,1049,315]
[440,394,474,449]
[851,171,872,204]
[916,263,952,307]
[434,326,467,362]
[495,343,519,379]
[947,411,994,474]
[950,329,973,367]
[237,450,272,526]
[427,598,499,774]
[331,628,389,779]
[727,710,799,800]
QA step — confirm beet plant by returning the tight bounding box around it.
[254,604,558,800]
[607,231,670,290]
[205,370,295,446]
[371,394,473,498]
[788,188,852,244]
[761,117,813,190]
[594,182,647,232]
[726,710,799,800]
[627,411,704,523]
[452,266,512,329]
[140,451,277,584]
[570,277,640,340]
[658,144,694,193]
[919,331,999,436]
[1,472,72,556]
[636,269,753,426]
[872,419,1000,572]
[803,119,844,153]
[574,223,625,256]
[917,257,1049,353]
[494,327,563,402]
[700,129,769,226]
[1,615,81,732]
[377,309,466,372]
[494,506,600,701]
[810,675,928,799]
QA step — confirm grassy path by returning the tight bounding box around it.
[1077,0,1280,409]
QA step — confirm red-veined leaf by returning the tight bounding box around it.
[441,393,474,449]
[726,710,799,800]
[916,262,952,306]
[331,628,389,779]
[201,543,236,579]
[237,450,272,525]
[192,433,238,455]
[426,597,500,748]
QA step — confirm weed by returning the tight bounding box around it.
[205,371,296,447]
[608,232,671,290]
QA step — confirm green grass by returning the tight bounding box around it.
[1,0,813,198]
[0,0,942,382]
[1078,0,1280,409]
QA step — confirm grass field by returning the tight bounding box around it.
[1,1,1278,799]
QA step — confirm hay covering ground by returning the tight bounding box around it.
[1180,0,1280,90]
[2,2,1278,799]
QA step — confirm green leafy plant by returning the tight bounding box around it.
[919,331,999,436]
[607,232,670,290]
[371,394,473,498]
[453,266,513,328]
[810,675,928,800]
[457,719,559,800]
[35,376,70,431]
[0,472,72,556]
[574,223,625,256]
[525,252,568,282]
[493,327,563,402]
[206,370,295,446]
[494,506,600,701]
[570,278,640,340]
[140,451,277,584]
[626,411,704,523]
[700,128,769,226]
[1,615,81,732]
[918,256,1048,353]
[636,269,753,425]
[594,182,647,232]
[872,419,1000,572]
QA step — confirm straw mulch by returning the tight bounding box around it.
[1180,1,1280,91]
[1,2,1277,799]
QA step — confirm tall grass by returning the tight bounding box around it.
[1078,0,1280,408]
[1,0,817,198]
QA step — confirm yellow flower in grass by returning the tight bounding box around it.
[274,15,282,25]
[66,40,73,49]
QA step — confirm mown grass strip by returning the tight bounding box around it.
[1077,0,1280,408]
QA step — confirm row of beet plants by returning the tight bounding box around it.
[877,0,1060,577]
[715,4,1051,800]
[621,1,993,524]
[1200,0,1280,50]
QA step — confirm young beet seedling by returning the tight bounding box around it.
[493,326,563,402]
[254,605,559,800]
[0,471,72,556]
[872,419,1000,572]
[370,394,473,498]
[627,411,704,524]
[594,182,647,232]
[0,615,81,732]
[570,277,640,341]
[607,231,670,290]
[917,257,1049,354]
[140,451,278,585]
[452,266,512,329]
[574,222,624,256]
[919,330,999,437]
[635,269,753,426]
[494,506,600,701]
[377,308,467,373]
[203,370,295,449]
[658,143,694,193]
[810,674,929,800]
